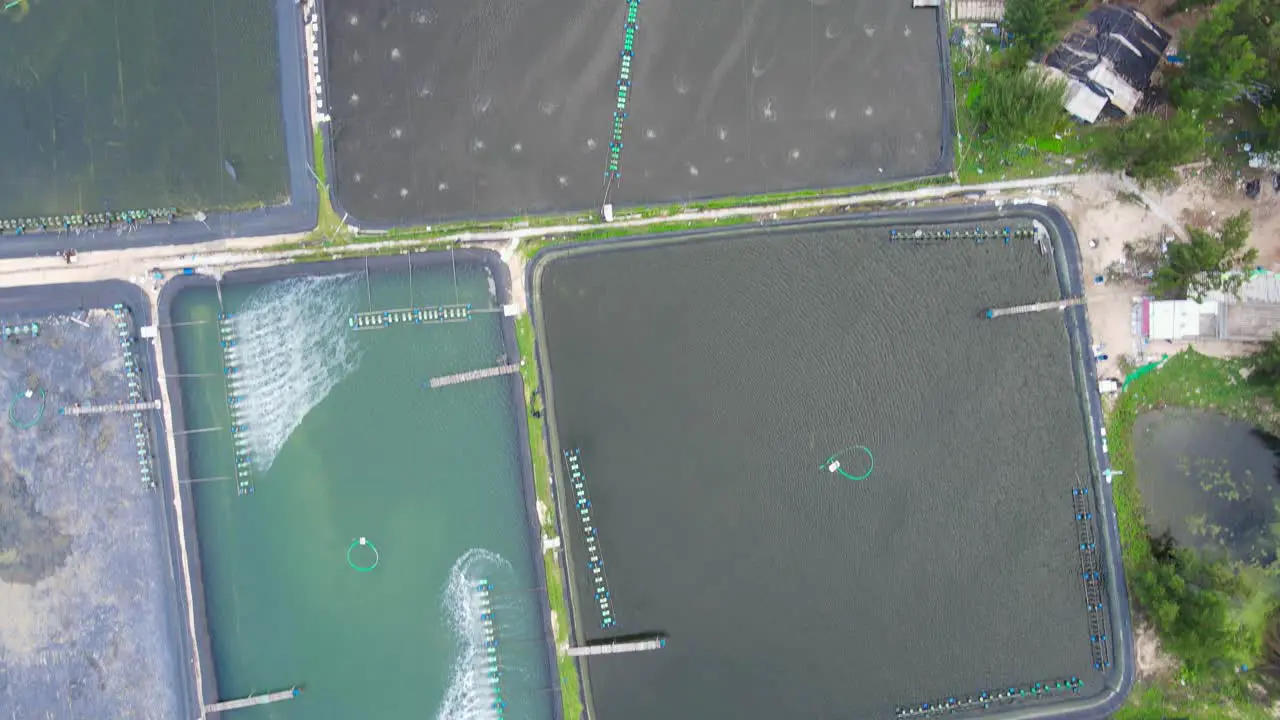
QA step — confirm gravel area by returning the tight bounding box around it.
[0,309,182,720]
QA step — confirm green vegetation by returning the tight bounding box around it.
[1166,0,1280,152]
[1093,112,1208,183]
[1003,0,1082,56]
[1151,210,1257,299]
[1110,349,1280,717]
[307,128,350,244]
[1247,332,1280,395]
[953,46,1091,183]
[515,315,584,720]
[967,53,1068,142]
[956,0,1280,184]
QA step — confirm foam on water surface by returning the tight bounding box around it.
[231,274,362,473]
[437,548,520,720]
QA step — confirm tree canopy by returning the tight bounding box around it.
[1130,533,1252,676]
[1151,210,1258,300]
[1094,112,1207,183]
[1003,0,1066,55]
[1169,0,1280,149]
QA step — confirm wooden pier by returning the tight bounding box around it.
[428,363,521,389]
[567,635,667,657]
[349,304,472,330]
[59,399,161,417]
[985,297,1085,319]
[205,687,301,714]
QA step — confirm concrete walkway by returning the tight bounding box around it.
[0,174,1096,302]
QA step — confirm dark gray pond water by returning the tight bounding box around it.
[1133,409,1280,567]
[534,220,1101,720]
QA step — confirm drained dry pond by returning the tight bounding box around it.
[530,210,1127,720]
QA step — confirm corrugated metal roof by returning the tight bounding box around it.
[950,0,1004,21]
[1043,4,1170,119]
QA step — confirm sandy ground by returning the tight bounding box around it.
[1133,622,1179,681]
[1055,169,1280,379]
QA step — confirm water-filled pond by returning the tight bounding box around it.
[1132,409,1280,568]
[169,259,552,720]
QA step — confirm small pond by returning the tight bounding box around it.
[1132,408,1280,568]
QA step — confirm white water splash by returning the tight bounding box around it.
[437,549,513,720]
[231,275,362,473]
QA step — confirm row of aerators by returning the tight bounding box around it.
[564,448,618,629]
[474,580,509,718]
[0,208,177,235]
[896,677,1086,719]
[888,225,1036,244]
[112,304,159,488]
[217,314,255,496]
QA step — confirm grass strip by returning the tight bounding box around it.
[516,313,584,720]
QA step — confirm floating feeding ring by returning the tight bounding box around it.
[347,537,379,572]
[8,388,46,429]
[822,445,875,481]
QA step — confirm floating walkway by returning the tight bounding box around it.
[205,687,301,714]
[603,0,641,189]
[348,304,472,330]
[111,304,158,488]
[985,297,1084,318]
[896,677,1084,719]
[473,579,508,718]
[217,314,255,496]
[428,363,521,389]
[567,635,666,657]
[59,399,161,417]
[1072,486,1112,671]
[564,448,617,629]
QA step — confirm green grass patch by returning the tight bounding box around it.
[1116,681,1274,720]
[306,127,349,245]
[515,313,584,720]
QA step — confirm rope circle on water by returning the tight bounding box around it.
[347,537,379,572]
[8,388,46,429]
[822,445,875,481]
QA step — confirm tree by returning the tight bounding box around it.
[1151,210,1258,300]
[1093,112,1206,183]
[1168,0,1280,134]
[1004,0,1065,55]
[1131,533,1252,676]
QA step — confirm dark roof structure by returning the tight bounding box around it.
[1043,4,1172,121]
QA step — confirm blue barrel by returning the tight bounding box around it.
[182,268,195,275]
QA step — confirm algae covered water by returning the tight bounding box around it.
[170,261,551,720]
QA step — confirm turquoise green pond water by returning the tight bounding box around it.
[170,262,551,720]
